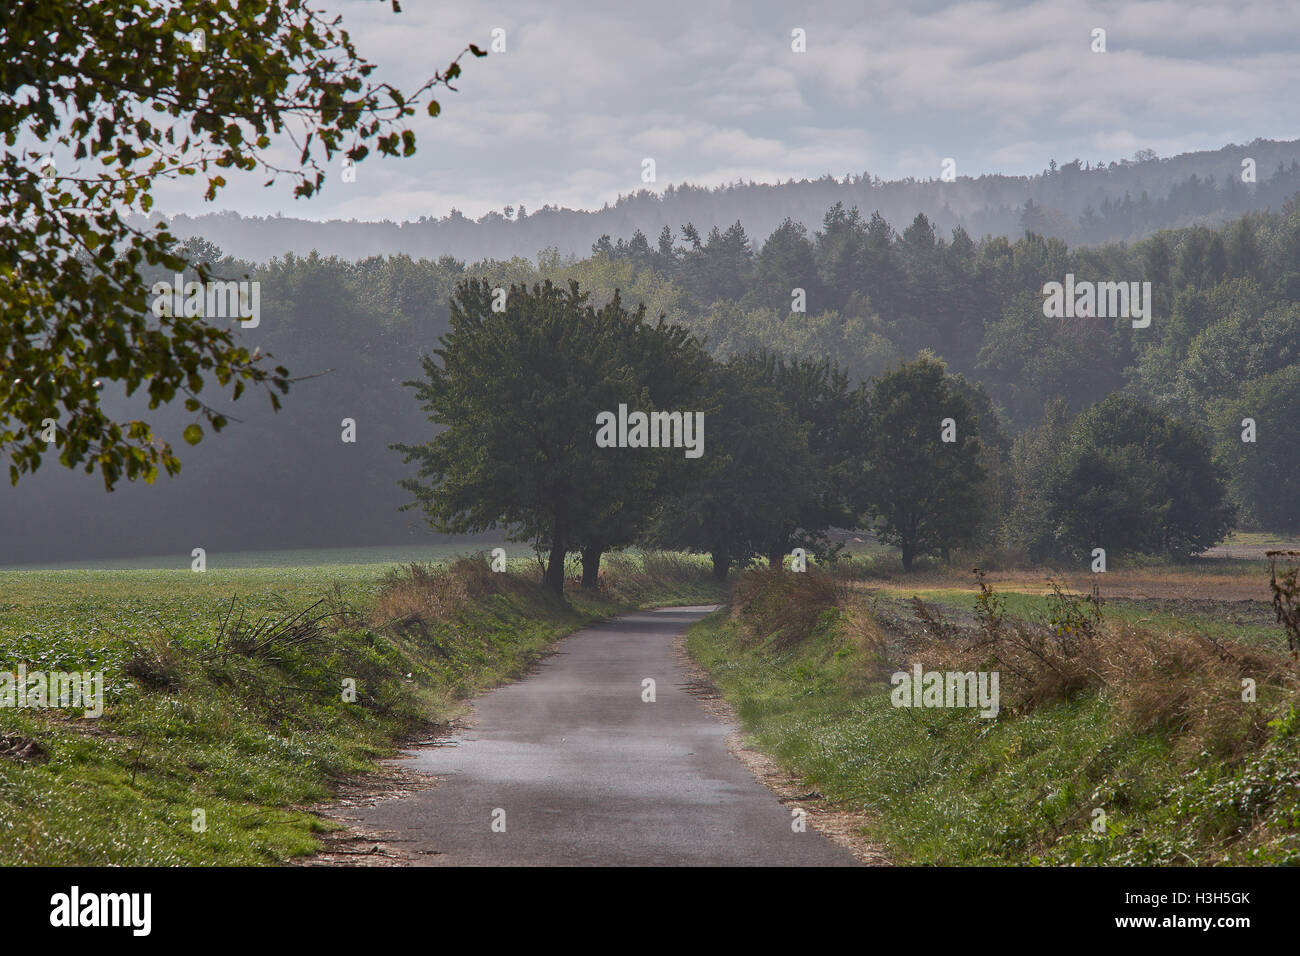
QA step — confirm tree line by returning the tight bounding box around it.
[396,278,1235,593]
[6,196,1297,564]
[160,139,1300,264]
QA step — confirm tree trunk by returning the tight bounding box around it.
[941,546,951,564]
[711,550,730,581]
[901,541,914,572]
[544,540,566,595]
[580,546,602,590]
[768,547,784,570]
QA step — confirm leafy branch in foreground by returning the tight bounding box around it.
[1,0,485,487]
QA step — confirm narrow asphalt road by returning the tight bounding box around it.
[338,606,859,866]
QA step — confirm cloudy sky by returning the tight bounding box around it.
[160,0,1300,222]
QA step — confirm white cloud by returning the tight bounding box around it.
[151,0,1300,222]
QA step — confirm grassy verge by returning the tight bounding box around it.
[686,566,1300,865]
[0,551,721,864]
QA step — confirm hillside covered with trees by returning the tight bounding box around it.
[157,139,1300,263]
[6,193,1300,565]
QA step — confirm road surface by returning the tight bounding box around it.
[337,606,859,866]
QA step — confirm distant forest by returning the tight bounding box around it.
[7,155,1300,564]
[155,139,1300,263]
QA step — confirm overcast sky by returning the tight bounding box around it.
[158,0,1300,222]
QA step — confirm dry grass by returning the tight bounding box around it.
[601,551,697,590]
[371,557,509,632]
[905,582,1297,760]
[1267,550,1300,652]
[122,632,183,691]
[730,566,845,649]
[852,564,1274,603]
[701,555,1300,865]
[587,551,719,605]
[373,551,718,633]
[1098,622,1287,759]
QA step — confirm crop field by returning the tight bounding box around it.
[826,532,1300,654]
[0,541,516,572]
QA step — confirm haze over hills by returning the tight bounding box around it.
[15,136,1300,566]
[154,138,1300,264]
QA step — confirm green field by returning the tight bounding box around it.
[0,549,721,865]
[0,540,515,572]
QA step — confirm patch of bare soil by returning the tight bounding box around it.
[1202,541,1300,560]
[1067,574,1271,603]
[41,712,130,744]
[672,634,891,866]
[856,567,1275,604]
[294,718,472,867]
[1105,596,1279,627]
[0,731,47,763]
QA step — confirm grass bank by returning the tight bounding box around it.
[0,550,721,864]
[686,565,1300,865]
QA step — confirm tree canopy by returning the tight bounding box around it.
[854,355,988,570]
[1048,394,1234,558]
[395,278,709,593]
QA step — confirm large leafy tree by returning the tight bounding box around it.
[977,291,1127,431]
[567,297,710,587]
[731,351,857,566]
[854,354,987,571]
[395,279,707,595]
[649,360,811,579]
[1048,394,1234,558]
[1212,366,1300,533]
[2,0,483,487]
